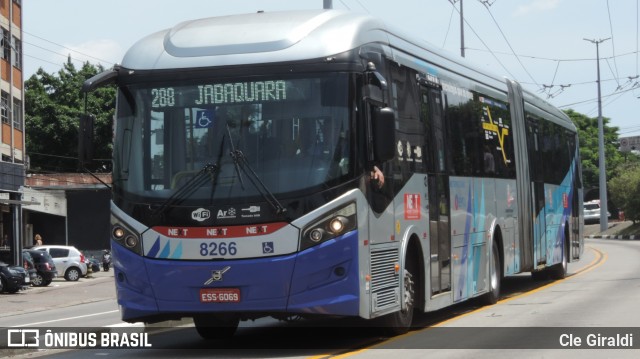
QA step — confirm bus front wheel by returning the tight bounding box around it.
[379,266,415,335]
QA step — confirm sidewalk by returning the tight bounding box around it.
[585,220,638,240]
[0,268,116,319]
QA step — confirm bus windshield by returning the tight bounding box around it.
[113,73,353,204]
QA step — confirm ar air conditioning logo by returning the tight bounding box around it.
[217,207,237,219]
[191,208,211,222]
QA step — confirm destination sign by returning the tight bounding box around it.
[195,81,286,105]
[151,80,290,108]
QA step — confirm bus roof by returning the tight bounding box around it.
[120,9,573,130]
[121,10,385,70]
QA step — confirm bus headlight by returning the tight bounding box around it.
[309,228,325,242]
[124,235,139,248]
[329,216,349,233]
[113,227,126,239]
[301,203,356,251]
[111,217,142,255]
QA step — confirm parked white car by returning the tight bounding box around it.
[583,200,611,224]
[34,245,87,281]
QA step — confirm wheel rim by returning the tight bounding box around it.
[33,274,43,286]
[402,269,415,315]
[67,269,79,281]
[561,243,568,274]
[490,244,499,291]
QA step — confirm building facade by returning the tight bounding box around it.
[0,0,25,264]
[23,173,112,252]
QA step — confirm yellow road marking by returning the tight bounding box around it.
[309,245,606,358]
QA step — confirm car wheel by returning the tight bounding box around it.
[65,267,81,281]
[32,273,46,286]
[32,274,41,286]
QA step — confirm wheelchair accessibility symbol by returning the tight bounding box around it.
[262,242,274,254]
[195,110,214,128]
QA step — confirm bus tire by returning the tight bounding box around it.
[481,240,501,305]
[379,263,415,336]
[550,228,569,280]
[194,314,239,340]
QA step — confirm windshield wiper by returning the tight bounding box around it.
[226,124,245,190]
[228,148,287,215]
[151,163,219,218]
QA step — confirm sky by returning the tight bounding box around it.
[23,0,640,137]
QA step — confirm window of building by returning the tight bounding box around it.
[11,36,21,69]
[1,91,9,124]
[1,28,9,61]
[12,98,21,129]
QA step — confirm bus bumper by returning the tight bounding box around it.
[112,230,359,323]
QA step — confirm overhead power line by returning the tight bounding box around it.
[479,0,540,88]
[558,82,637,108]
[445,0,518,80]
[23,30,115,65]
[23,40,112,71]
[465,47,640,63]
[606,0,622,86]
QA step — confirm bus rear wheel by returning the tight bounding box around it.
[194,314,239,340]
[481,240,501,305]
[550,230,569,280]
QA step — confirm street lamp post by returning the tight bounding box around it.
[460,0,465,57]
[584,37,610,232]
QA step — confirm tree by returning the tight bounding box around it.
[25,58,115,173]
[608,163,640,223]
[564,109,623,192]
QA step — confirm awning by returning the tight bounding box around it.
[0,198,40,206]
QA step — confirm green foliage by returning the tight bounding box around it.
[608,163,640,223]
[25,58,115,172]
[564,109,623,191]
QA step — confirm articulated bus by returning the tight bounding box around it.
[83,9,583,338]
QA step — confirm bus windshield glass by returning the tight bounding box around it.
[114,73,352,204]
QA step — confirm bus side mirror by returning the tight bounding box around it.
[364,62,388,106]
[372,107,395,162]
[78,114,95,166]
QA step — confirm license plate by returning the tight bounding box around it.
[24,276,30,283]
[200,288,241,303]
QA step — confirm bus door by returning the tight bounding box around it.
[569,132,583,260]
[422,85,451,295]
[527,118,546,266]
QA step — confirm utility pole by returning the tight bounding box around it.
[460,0,465,57]
[584,37,610,232]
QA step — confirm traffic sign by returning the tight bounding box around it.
[619,136,640,152]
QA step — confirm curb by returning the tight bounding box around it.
[588,235,638,240]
